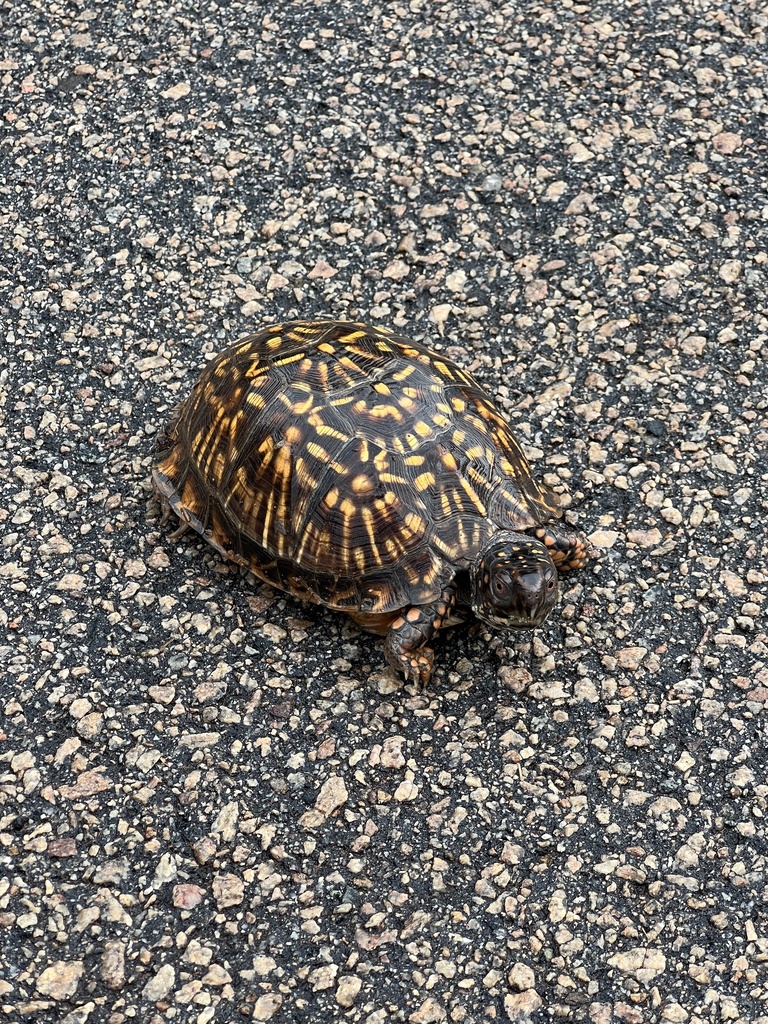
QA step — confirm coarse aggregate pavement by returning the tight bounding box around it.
[1,1,767,1022]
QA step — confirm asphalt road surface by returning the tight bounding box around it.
[2,1,767,1022]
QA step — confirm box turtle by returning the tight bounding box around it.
[154,319,592,684]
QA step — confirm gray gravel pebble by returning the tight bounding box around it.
[2,1,767,1023]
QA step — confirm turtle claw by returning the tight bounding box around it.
[384,601,451,687]
[384,645,434,687]
[405,647,434,687]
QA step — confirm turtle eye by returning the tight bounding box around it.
[546,577,556,592]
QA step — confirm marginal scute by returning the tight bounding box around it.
[154,319,564,615]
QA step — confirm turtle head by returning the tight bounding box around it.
[472,533,558,630]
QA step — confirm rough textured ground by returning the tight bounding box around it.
[2,1,767,1022]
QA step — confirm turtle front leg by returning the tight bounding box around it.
[535,523,594,571]
[384,585,457,686]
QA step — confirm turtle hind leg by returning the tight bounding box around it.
[384,585,456,686]
[534,523,594,571]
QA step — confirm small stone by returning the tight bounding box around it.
[148,684,176,704]
[616,647,648,670]
[589,529,618,549]
[184,940,214,967]
[253,956,277,976]
[567,141,594,163]
[300,775,348,828]
[712,132,742,154]
[192,837,217,864]
[252,993,282,1020]
[162,82,190,100]
[718,260,742,283]
[307,259,337,280]
[190,613,212,634]
[720,570,747,596]
[430,304,452,332]
[382,259,410,281]
[134,354,169,372]
[508,963,536,991]
[309,963,338,991]
[661,1003,690,1023]
[504,990,543,1020]
[212,873,244,908]
[173,883,206,909]
[480,173,503,192]
[202,964,232,986]
[675,841,700,868]
[712,452,738,474]
[69,698,92,719]
[142,963,175,1002]
[153,852,178,886]
[48,837,77,858]
[394,779,420,801]
[409,996,446,1022]
[76,712,104,739]
[627,528,662,548]
[498,666,532,693]
[445,269,467,293]
[525,278,548,302]
[60,770,111,799]
[336,975,362,1007]
[61,1003,96,1024]
[37,960,84,1000]
[178,732,220,749]
[548,890,567,924]
[101,941,126,990]
[675,751,695,772]
[608,947,666,983]
[380,736,406,768]
[212,800,239,842]
[57,573,86,592]
[123,558,146,578]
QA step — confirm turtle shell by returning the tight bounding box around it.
[153,320,563,615]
